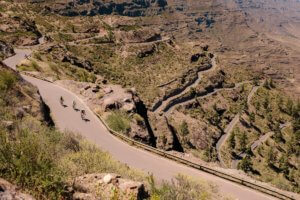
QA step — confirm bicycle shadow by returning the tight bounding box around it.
[83,118,90,122]
[73,108,80,112]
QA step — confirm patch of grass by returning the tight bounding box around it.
[0,67,144,199]
[119,25,141,32]
[53,32,74,42]
[18,61,42,72]
[48,63,60,75]
[148,174,221,200]
[106,111,131,134]
[0,70,17,91]
[179,120,189,136]
[34,52,42,61]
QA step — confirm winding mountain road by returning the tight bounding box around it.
[2,48,284,200]
[155,56,218,114]
[216,84,264,167]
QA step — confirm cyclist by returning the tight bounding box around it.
[60,96,64,106]
[81,110,86,120]
[72,100,77,110]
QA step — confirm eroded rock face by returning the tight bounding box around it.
[61,55,93,72]
[0,178,35,200]
[115,29,162,43]
[73,173,148,200]
[0,41,15,60]
[0,14,41,46]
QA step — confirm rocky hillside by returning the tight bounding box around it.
[23,0,168,16]
[1,0,299,196]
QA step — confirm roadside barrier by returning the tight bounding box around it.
[21,72,296,200]
[21,71,54,83]
[95,113,296,200]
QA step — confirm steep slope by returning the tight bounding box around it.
[2,0,300,195]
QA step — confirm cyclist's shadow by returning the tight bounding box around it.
[83,118,90,122]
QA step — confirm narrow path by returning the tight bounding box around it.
[165,81,250,115]
[155,56,217,114]
[216,84,261,167]
[3,45,293,200]
[216,114,240,167]
[67,34,171,46]
[232,122,292,168]
[251,122,290,151]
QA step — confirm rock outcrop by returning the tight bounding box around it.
[0,14,41,46]
[73,173,148,200]
[0,178,35,200]
[0,41,15,60]
[115,28,162,44]
[61,55,93,72]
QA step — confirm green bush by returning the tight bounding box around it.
[106,111,131,134]
[148,174,218,200]
[0,116,143,199]
[0,125,68,199]
[0,70,17,91]
[18,61,42,72]
[179,121,189,136]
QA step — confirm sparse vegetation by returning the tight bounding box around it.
[0,70,17,91]
[18,60,42,72]
[179,120,189,136]
[0,68,145,199]
[106,111,131,134]
[148,174,222,200]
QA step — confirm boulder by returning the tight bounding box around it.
[214,104,227,115]
[129,122,151,144]
[2,121,14,131]
[103,87,113,94]
[73,192,97,200]
[91,85,100,93]
[0,41,15,59]
[0,178,35,200]
[62,55,93,72]
[103,98,121,111]
[137,44,157,58]
[15,108,25,119]
[73,173,147,200]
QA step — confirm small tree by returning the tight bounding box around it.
[179,121,189,136]
[263,96,270,110]
[239,156,253,172]
[249,112,255,123]
[269,78,275,88]
[229,132,236,150]
[273,124,284,143]
[266,147,277,166]
[239,132,248,153]
[278,96,284,112]
[279,154,289,175]
[255,101,261,111]
[263,79,270,89]
[286,99,294,116]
